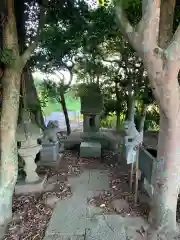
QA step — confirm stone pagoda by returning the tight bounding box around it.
[80,83,103,158]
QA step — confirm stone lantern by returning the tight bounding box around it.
[80,83,103,158]
[80,83,103,133]
[17,110,43,183]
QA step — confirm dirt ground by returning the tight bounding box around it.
[3,146,180,240]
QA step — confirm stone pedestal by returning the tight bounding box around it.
[18,139,42,183]
[15,175,47,195]
[39,141,60,166]
[80,142,101,158]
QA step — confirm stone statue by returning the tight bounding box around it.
[124,120,142,164]
[42,120,60,144]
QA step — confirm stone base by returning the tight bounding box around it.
[37,153,63,167]
[39,141,60,166]
[80,142,101,158]
[15,175,47,195]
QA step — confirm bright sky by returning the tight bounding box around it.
[33,69,77,85]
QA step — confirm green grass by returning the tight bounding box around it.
[42,93,80,116]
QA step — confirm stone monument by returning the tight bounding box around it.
[39,120,62,166]
[16,110,46,194]
[80,83,103,158]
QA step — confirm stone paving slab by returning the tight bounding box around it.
[85,215,127,240]
[43,169,109,240]
[44,234,85,240]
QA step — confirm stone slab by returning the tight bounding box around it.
[40,141,59,164]
[38,153,63,167]
[85,215,127,240]
[15,175,47,195]
[43,170,109,240]
[80,142,101,158]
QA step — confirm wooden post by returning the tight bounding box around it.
[134,145,140,204]
[130,162,134,190]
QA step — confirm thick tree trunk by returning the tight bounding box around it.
[116,110,120,130]
[0,0,22,229]
[114,0,179,235]
[60,90,71,135]
[149,111,180,233]
[0,70,20,226]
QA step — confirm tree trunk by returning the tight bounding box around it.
[138,103,147,138]
[148,111,180,233]
[115,81,121,130]
[147,0,178,234]
[0,70,20,226]
[0,0,21,228]
[60,90,71,135]
[114,0,179,235]
[127,94,135,122]
[23,67,46,130]
[116,110,120,130]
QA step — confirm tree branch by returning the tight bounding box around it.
[166,24,180,61]
[20,0,48,67]
[113,0,138,49]
[136,0,160,49]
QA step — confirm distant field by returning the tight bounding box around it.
[33,73,81,116]
[42,93,81,116]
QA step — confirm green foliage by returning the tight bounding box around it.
[135,105,160,131]
[101,114,117,128]
[77,82,101,97]
[0,49,16,65]
[100,113,125,129]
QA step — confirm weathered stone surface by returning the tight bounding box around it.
[80,142,101,158]
[15,175,47,195]
[39,141,60,166]
[111,199,130,213]
[43,170,109,240]
[42,120,60,144]
[85,215,127,240]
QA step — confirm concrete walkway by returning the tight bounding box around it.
[43,169,147,240]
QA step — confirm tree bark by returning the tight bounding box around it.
[115,81,121,130]
[59,89,71,135]
[24,67,46,130]
[149,111,180,233]
[114,0,180,233]
[0,0,21,228]
[138,103,147,137]
[0,70,21,226]
[127,93,135,122]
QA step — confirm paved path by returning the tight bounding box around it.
[43,170,126,240]
[43,169,147,240]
